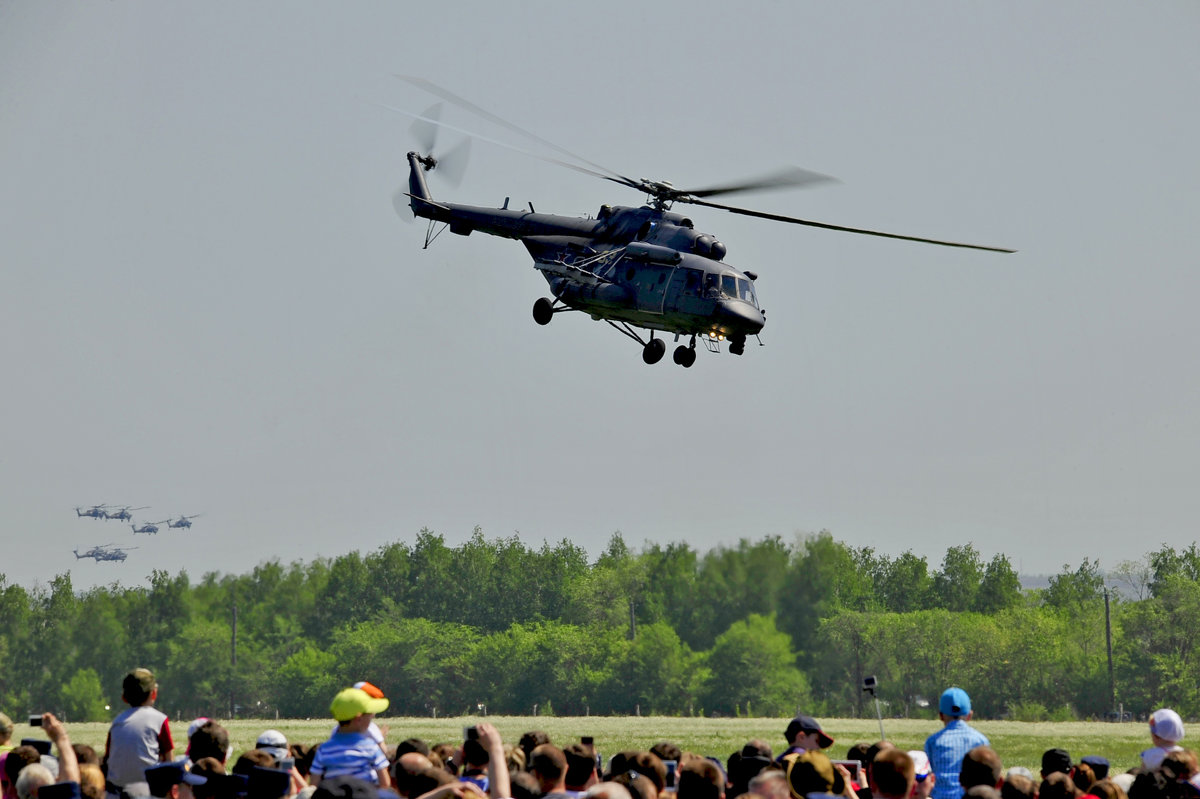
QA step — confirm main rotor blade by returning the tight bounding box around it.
[681,166,838,199]
[371,100,635,187]
[396,75,642,189]
[687,198,1016,253]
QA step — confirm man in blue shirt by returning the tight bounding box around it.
[309,688,391,788]
[924,688,988,799]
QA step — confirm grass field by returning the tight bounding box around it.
[16,717,1152,777]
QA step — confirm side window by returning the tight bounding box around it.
[722,275,737,297]
[684,269,701,294]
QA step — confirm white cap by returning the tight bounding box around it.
[187,717,211,739]
[256,729,289,761]
[907,751,931,778]
[1151,708,1185,743]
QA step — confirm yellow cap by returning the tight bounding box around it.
[331,687,389,722]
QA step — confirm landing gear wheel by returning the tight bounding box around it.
[642,338,666,365]
[532,297,554,326]
[674,345,696,368]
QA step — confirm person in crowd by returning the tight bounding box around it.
[784,750,852,799]
[0,717,13,756]
[868,750,914,799]
[15,764,54,799]
[908,751,935,799]
[678,758,725,799]
[1038,772,1080,799]
[998,775,1035,799]
[748,769,789,799]
[144,764,204,799]
[585,784,632,799]
[459,734,491,794]
[102,669,174,799]
[1142,709,1186,771]
[255,734,289,769]
[780,718,834,762]
[520,735,552,770]
[5,748,42,799]
[853,742,894,799]
[925,688,989,799]
[187,725,230,768]
[564,743,600,795]
[530,745,573,799]
[960,748,1002,793]
[309,688,390,788]
[1041,750,1073,781]
[1080,757,1109,783]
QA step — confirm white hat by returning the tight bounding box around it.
[256,729,289,761]
[907,751,931,779]
[187,717,211,739]
[1151,708,1185,743]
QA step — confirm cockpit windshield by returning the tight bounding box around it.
[720,274,759,308]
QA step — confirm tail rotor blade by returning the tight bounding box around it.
[437,137,472,187]
[411,103,442,154]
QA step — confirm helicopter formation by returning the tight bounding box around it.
[387,78,1012,367]
[73,505,202,563]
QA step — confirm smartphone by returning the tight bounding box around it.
[29,715,42,727]
[464,726,479,741]
[832,760,863,784]
[280,758,296,772]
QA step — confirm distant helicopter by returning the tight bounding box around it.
[132,519,171,535]
[389,78,1013,367]
[105,506,149,522]
[167,514,201,529]
[73,544,135,562]
[75,504,110,519]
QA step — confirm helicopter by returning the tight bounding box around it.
[105,505,149,522]
[389,78,1013,367]
[73,544,136,562]
[75,504,110,519]
[132,519,171,535]
[167,514,201,529]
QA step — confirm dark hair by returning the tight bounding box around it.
[871,750,914,799]
[1000,775,1036,799]
[510,772,542,799]
[520,731,552,762]
[122,668,156,706]
[232,750,276,776]
[73,744,100,766]
[189,721,231,764]
[1073,762,1096,793]
[1087,780,1128,799]
[431,743,458,775]
[613,771,660,799]
[290,744,315,778]
[678,759,724,799]
[564,744,597,788]
[408,767,454,798]
[960,747,1002,790]
[4,746,41,785]
[530,745,568,786]
[651,743,682,763]
[1039,772,1081,799]
[846,744,871,764]
[463,739,490,768]
[397,739,431,758]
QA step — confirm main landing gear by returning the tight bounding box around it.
[672,343,697,368]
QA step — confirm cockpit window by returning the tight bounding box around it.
[722,275,738,297]
[737,278,758,307]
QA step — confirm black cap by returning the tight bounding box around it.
[1041,749,1073,776]
[784,717,834,749]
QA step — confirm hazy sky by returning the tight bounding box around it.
[3,2,1198,591]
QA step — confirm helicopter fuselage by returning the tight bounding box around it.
[406,152,765,362]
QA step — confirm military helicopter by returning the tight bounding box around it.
[73,544,136,562]
[75,504,110,519]
[132,519,171,535]
[105,505,149,522]
[389,78,1013,367]
[167,514,201,529]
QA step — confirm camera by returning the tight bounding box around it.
[29,715,43,727]
[581,736,594,746]
[862,675,877,693]
[464,726,479,741]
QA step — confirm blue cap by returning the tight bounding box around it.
[939,687,971,717]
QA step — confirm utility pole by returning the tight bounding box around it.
[1104,588,1115,712]
[230,603,238,719]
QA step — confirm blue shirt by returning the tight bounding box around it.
[310,730,389,784]
[925,720,990,799]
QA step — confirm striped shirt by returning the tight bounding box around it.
[924,720,989,799]
[310,730,389,784]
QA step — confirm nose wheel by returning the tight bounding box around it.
[642,337,666,364]
[673,344,697,368]
[533,297,555,326]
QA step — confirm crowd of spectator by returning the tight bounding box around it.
[2,674,1198,799]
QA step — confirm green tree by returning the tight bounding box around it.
[933,544,984,612]
[60,668,110,721]
[701,613,808,716]
[974,554,1022,613]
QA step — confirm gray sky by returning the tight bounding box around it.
[3,2,1198,591]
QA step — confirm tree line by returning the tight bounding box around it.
[2,529,1198,723]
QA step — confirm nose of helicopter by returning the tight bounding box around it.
[715,300,765,335]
